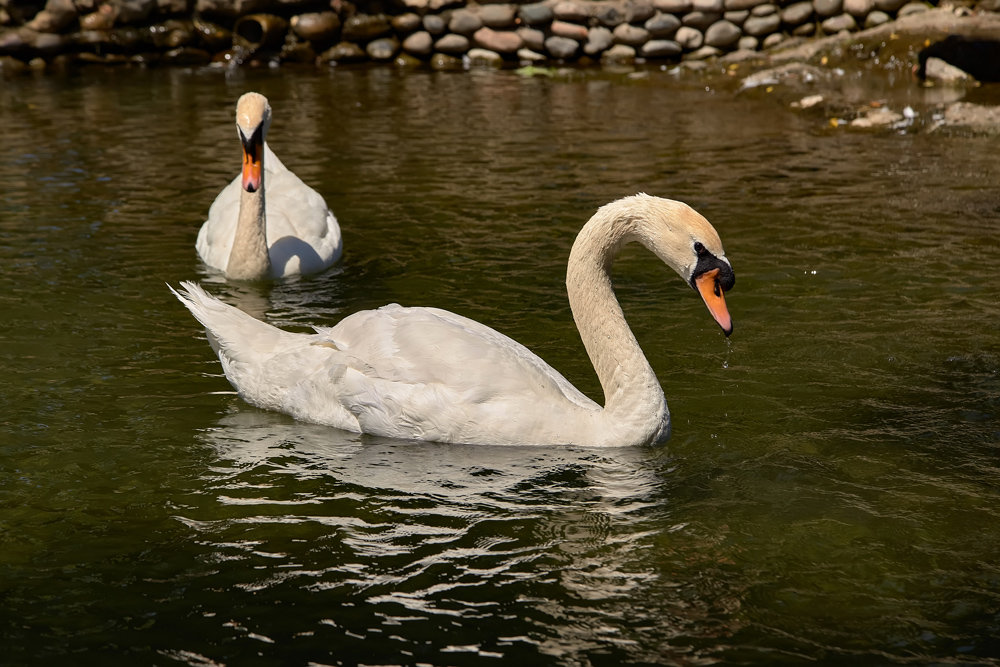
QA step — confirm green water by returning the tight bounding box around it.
[1,66,998,665]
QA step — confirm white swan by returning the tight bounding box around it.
[173,194,735,447]
[196,92,343,280]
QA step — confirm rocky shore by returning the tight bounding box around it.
[0,0,995,71]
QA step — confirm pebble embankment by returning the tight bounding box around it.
[0,0,964,72]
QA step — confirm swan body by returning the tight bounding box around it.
[173,194,735,447]
[196,92,342,280]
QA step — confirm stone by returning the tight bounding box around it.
[26,0,77,33]
[742,12,779,35]
[402,29,432,55]
[394,52,424,67]
[429,52,463,69]
[704,19,740,47]
[291,12,340,46]
[686,44,720,58]
[342,13,391,42]
[601,42,636,63]
[791,22,815,35]
[467,46,503,66]
[448,9,482,35]
[391,13,422,34]
[749,3,777,16]
[781,1,813,25]
[79,7,115,30]
[843,0,873,16]
[646,15,681,41]
[592,2,625,26]
[923,56,973,82]
[473,26,522,52]
[897,2,927,16]
[552,0,588,22]
[612,22,650,46]
[422,13,446,35]
[322,40,365,62]
[653,0,691,13]
[812,0,841,17]
[724,10,748,24]
[518,2,553,26]
[625,0,656,22]
[872,0,906,11]
[943,102,1000,130]
[761,31,784,47]
[724,0,768,9]
[480,4,516,28]
[114,0,156,25]
[682,11,720,30]
[850,108,902,128]
[545,34,579,58]
[366,36,398,60]
[434,33,469,54]
[820,12,856,32]
[584,25,614,54]
[641,38,682,56]
[693,0,725,10]
[737,34,757,49]
[863,10,889,27]
[550,19,588,41]
[517,26,545,50]
[674,25,703,48]
[517,47,546,61]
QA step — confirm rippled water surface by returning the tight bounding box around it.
[1,66,999,665]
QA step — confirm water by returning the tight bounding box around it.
[1,65,998,665]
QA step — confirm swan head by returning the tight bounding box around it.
[234,92,272,194]
[607,194,736,336]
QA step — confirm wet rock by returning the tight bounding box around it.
[394,51,423,66]
[480,4,516,28]
[79,6,116,30]
[291,12,340,48]
[705,19,741,47]
[342,13,390,42]
[601,42,635,63]
[517,26,544,50]
[792,21,816,35]
[942,102,1000,131]
[517,46,545,61]
[584,25,613,53]
[518,2,553,26]
[366,36,398,60]
[922,56,973,82]
[467,46,502,66]
[743,12,780,35]
[641,37,682,55]
[448,9,481,35]
[864,10,890,27]
[646,12,681,36]
[850,107,902,127]
[429,51,462,68]
[687,44,721,57]
[434,32,468,53]
[233,14,287,52]
[26,0,77,32]
[402,29,432,55]
[761,31,784,46]
[740,62,826,89]
[781,1,813,26]
[157,0,190,17]
[674,25,703,48]
[192,17,229,51]
[422,13,446,35]
[613,22,650,45]
[550,19,588,41]
[322,40,366,62]
[280,40,315,62]
[918,36,1000,82]
[391,13,422,35]
[163,45,209,64]
[545,34,579,58]
[473,26,521,52]
[552,1,588,22]
[115,0,156,25]
[821,13,856,32]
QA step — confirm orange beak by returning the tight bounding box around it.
[240,133,262,193]
[695,268,733,336]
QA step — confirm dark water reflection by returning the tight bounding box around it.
[1,66,998,665]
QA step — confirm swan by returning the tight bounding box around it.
[172,194,735,447]
[195,92,343,280]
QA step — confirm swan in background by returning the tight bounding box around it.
[173,194,735,447]
[196,92,343,280]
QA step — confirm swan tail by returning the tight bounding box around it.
[169,281,287,364]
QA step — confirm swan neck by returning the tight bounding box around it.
[566,209,668,443]
[226,161,270,281]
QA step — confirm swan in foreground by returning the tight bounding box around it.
[173,194,735,447]
[196,92,342,280]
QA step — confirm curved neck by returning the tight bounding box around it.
[226,151,271,281]
[566,207,668,443]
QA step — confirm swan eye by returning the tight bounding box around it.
[694,241,707,256]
